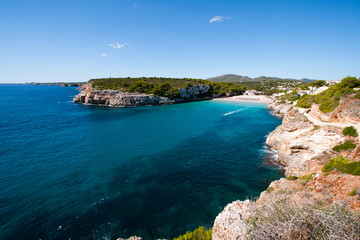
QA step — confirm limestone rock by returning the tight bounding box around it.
[117,236,142,240]
[213,200,252,240]
[178,85,210,99]
[266,108,344,176]
[267,103,293,117]
[73,84,211,107]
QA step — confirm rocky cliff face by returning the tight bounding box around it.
[266,108,345,176]
[73,83,212,107]
[213,96,360,240]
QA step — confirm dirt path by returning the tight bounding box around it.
[301,110,360,134]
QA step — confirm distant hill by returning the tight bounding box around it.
[207,74,315,83]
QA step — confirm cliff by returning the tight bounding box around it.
[73,83,212,107]
[213,93,360,239]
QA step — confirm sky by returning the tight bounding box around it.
[0,0,359,83]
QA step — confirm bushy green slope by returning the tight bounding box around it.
[296,76,360,113]
[88,77,246,99]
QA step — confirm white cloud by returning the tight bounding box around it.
[209,16,230,23]
[101,53,108,56]
[134,3,142,7]
[109,42,127,49]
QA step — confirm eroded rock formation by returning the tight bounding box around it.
[73,83,212,107]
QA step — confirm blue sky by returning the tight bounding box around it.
[1,0,359,83]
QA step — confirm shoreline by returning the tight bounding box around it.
[213,95,273,104]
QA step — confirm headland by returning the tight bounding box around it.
[212,76,360,240]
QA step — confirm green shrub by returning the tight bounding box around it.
[343,162,360,175]
[322,156,349,172]
[289,94,301,101]
[296,95,315,108]
[355,91,360,99]
[319,99,341,113]
[173,226,212,240]
[342,126,358,137]
[349,189,357,196]
[322,156,360,176]
[298,173,315,182]
[286,176,298,181]
[333,141,357,152]
[266,187,274,193]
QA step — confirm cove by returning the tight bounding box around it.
[0,85,282,240]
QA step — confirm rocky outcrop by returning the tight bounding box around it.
[213,171,360,240]
[73,90,173,106]
[213,200,252,240]
[267,103,293,117]
[266,108,345,176]
[116,236,142,240]
[179,85,210,99]
[259,171,360,209]
[73,83,212,107]
[213,95,360,240]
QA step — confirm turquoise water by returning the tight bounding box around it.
[0,85,282,240]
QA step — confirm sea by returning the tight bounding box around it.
[0,84,282,240]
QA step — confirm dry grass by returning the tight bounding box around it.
[244,198,360,240]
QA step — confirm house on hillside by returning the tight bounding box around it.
[245,90,262,95]
[326,80,340,86]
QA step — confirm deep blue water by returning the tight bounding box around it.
[0,85,282,240]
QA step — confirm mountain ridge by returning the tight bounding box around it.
[207,74,315,83]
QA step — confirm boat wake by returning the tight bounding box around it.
[222,107,248,116]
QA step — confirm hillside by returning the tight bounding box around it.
[207,74,314,83]
[296,76,360,113]
[73,77,248,107]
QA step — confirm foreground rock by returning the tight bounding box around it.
[73,83,212,107]
[117,236,142,240]
[213,200,252,240]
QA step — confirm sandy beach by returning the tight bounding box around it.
[213,95,273,104]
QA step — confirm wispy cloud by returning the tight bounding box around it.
[209,16,230,23]
[134,3,142,8]
[101,53,108,57]
[109,42,127,49]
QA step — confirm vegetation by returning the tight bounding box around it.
[286,176,298,181]
[266,187,274,193]
[355,91,360,99]
[207,74,307,95]
[313,125,321,131]
[322,156,360,175]
[343,126,358,137]
[349,189,357,196]
[90,77,204,91]
[173,226,212,240]
[277,89,301,102]
[245,199,360,240]
[299,80,326,90]
[296,76,360,113]
[89,77,247,99]
[206,81,246,96]
[298,173,315,182]
[332,141,357,152]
